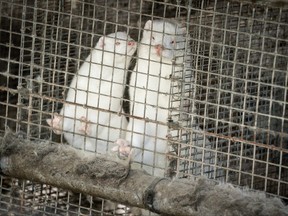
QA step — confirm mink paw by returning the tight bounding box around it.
[78,116,91,135]
[112,138,132,158]
[46,113,63,135]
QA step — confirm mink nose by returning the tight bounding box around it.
[155,44,164,50]
[155,44,164,56]
[128,41,135,46]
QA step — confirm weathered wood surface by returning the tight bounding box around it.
[0,132,287,216]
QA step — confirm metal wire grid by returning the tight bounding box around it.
[0,0,287,214]
[173,0,288,201]
[0,178,119,215]
[0,0,187,214]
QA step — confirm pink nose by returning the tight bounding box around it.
[155,44,163,56]
[155,44,163,50]
[128,41,135,46]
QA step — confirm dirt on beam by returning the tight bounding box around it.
[0,131,287,216]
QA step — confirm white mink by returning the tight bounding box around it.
[115,20,187,176]
[47,32,137,154]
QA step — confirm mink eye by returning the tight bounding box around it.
[171,40,175,44]
[115,41,121,45]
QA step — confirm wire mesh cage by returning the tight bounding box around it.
[0,0,287,215]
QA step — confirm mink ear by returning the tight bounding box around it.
[98,36,105,48]
[144,20,152,30]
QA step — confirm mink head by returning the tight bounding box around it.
[140,20,187,63]
[97,32,137,67]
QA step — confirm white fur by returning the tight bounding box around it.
[50,32,137,154]
[126,20,186,176]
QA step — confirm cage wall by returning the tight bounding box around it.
[0,0,287,215]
